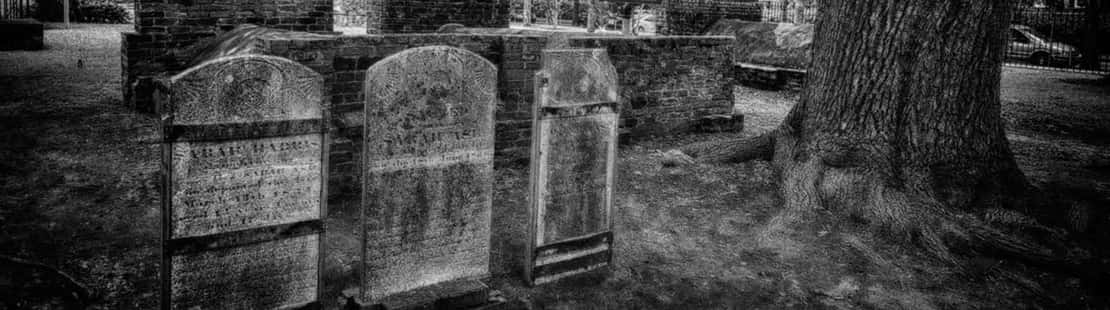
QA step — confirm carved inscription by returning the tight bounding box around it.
[171,134,322,238]
[537,113,617,244]
[362,46,497,301]
[170,234,319,310]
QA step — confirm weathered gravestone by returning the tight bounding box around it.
[361,46,497,308]
[525,49,619,285]
[157,55,327,310]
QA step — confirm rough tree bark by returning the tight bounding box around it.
[682,0,1065,263]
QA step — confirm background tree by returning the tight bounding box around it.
[679,0,1073,264]
[34,0,79,22]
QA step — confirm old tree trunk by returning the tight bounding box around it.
[684,0,1065,262]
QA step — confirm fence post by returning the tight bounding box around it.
[572,0,580,26]
[586,0,596,32]
[779,1,787,22]
[524,0,532,25]
[64,0,70,27]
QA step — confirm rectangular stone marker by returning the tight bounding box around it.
[525,49,620,286]
[157,55,326,310]
[361,46,498,308]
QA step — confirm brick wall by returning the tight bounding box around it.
[661,0,761,35]
[367,0,510,34]
[121,0,335,110]
[257,34,546,194]
[250,33,733,196]
[497,35,548,165]
[123,28,735,195]
[568,36,736,135]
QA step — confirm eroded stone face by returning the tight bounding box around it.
[540,48,620,107]
[361,46,497,301]
[169,234,320,309]
[161,55,325,310]
[533,48,619,243]
[527,49,619,285]
[169,55,322,125]
[536,113,616,243]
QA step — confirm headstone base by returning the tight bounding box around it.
[348,280,523,310]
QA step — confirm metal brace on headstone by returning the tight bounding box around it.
[156,55,327,310]
[525,48,620,286]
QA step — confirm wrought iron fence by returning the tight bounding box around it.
[1,0,36,19]
[1006,8,1109,74]
[758,0,817,24]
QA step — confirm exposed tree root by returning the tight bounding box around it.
[680,131,776,164]
[675,127,1110,283]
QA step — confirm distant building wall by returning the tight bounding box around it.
[365,0,510,34]
[660,0,761,35]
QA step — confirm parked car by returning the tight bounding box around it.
[631,11,659,35]
[510,12,525,23]
[1008,24,1081,67]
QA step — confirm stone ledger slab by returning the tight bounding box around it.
[157,55,326,310]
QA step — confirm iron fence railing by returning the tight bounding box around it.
[1,0,36,19]
[1006,8,1108,74]
[758,0,817,24]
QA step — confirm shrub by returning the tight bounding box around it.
[76,3,130,24]
[34,0,80,22]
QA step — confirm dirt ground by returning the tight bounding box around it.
[2,24,1109,309]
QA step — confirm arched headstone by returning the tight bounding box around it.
[158,55,326,310]
[361,46,497,307]
[525,49,620,285]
